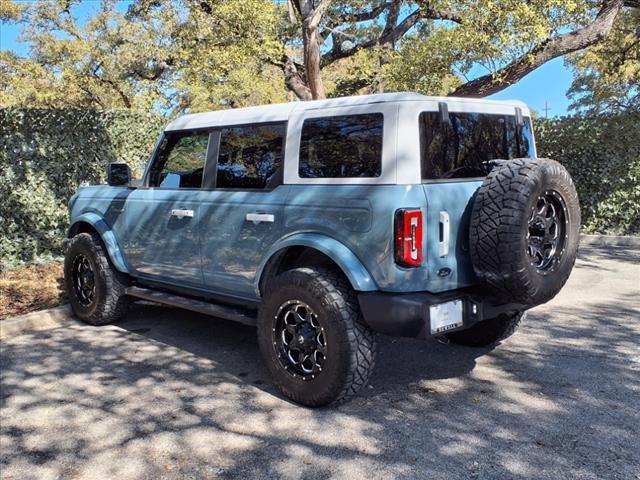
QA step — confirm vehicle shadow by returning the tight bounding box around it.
[117,302,488,395]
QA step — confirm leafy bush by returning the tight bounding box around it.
[1,109,164,269]
[536,111,640,236]
[1,108,638,269]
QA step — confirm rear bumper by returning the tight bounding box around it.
[358,289,525,339]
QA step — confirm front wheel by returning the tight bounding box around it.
[64,232,129,325]
[257,267,376,407]
[446,311,526,347]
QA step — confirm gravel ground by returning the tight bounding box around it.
[1,246,639,480]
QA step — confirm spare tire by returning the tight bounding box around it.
[469,158,580,306]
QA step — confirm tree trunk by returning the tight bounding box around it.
[288,0,331,100]
[303,19,326,99]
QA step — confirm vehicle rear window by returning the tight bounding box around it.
[150,132,209,188]
[420,112,535,180]
[216,123,286,189]
[299,113,383,178]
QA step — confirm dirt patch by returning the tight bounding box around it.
[0,263,66,319]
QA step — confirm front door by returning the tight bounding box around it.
[120,130,211,287]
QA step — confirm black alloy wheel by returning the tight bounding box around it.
[272,300,327,380]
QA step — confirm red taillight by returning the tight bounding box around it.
[394,209,423,267]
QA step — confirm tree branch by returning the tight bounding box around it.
[333,1,394,23]
[451,0,625,97]
[322,6,462,66]
[281,54,312,100]
[308,0,332,29]
[322,9,419,65]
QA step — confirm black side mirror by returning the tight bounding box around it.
[107,163,131,186]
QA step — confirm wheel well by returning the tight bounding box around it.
[69,221,98,238]
[67,221,129,275]
[259,246,351,296]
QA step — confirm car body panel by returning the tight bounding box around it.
[118,188,204,287]
[255,232,377,295]
[199,186,291,298]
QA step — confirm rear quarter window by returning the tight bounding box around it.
[420,111,535,181]
[216,123,286,189]
[299,113,383,178]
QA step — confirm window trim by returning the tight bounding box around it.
[297,112,384,179]
[142,121,288,192]
[284,103,397,185]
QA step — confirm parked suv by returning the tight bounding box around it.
[64,93,580,406]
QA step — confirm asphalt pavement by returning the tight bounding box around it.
[1,246,639,480]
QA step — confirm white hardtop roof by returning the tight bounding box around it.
[165,92,530,132]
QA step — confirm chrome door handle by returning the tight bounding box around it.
[439,211,450,257]
[246,213,275,223]
[171,209,194,219]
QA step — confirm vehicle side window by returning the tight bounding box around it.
[420,112,535,180]
[216,123,286,189]
[149,132,209,188]
[299,113,383,178]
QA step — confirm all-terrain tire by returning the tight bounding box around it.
[257,267,376,407]
[64,232,129,325]
[470,158,580,306]
[446,311,526,347]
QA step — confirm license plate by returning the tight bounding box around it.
[430,300,463,334]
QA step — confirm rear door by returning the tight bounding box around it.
[119,131,211,287]
[198,123,289,300]
[418,107,535,291]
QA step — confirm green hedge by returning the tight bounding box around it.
[0,109,165,269]
[536,111,640,236]
[1,108,638,269]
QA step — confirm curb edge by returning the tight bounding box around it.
[1,304,76,340]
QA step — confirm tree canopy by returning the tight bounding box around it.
[566,6,639,113]
[1,0,638,114]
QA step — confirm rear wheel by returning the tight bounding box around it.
[64,232,129,325]
[257,267,376,407]
[446,311,526,347]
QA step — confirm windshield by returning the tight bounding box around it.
[420,111,535,180]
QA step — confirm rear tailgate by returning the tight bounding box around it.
[421,181,482,292]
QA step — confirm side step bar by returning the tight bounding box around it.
[125,286,257,326]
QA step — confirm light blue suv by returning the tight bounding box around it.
[64,93,580,406]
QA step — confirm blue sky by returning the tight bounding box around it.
[0,1,573,117]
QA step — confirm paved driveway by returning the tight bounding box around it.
[1,246,639,480]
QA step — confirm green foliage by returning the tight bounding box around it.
[536,111,640,235]
[0,0,286,114]
[373,0,595,95]
[0,109,164,268]
[566,8,640,114]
